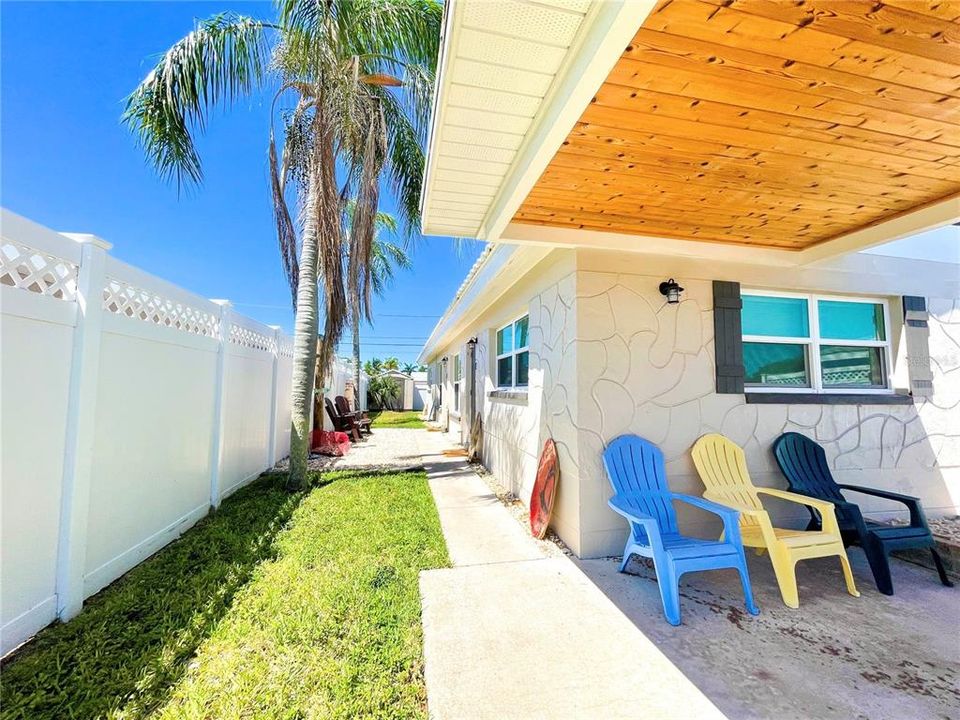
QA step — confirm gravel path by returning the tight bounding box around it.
[272,428,425,474]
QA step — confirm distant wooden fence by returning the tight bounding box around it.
[1,210,294,654]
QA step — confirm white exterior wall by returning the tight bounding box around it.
[424,244,958,560]
[0,211,294,654]
[573,250,960,558]
[430,251,583,554]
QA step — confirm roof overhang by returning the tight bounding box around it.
[420,0,960,261]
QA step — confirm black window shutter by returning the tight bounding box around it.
[713,280,744,394]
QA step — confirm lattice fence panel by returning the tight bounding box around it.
[102,277,220,337]
[229,324,274,352]
[0,240,78,301]
[278,334,294,358]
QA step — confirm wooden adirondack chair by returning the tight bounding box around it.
[324,398,361,442]
[691,433,860,608]
[603,434,759,626]
[335,395,372,435]
[773,432,953,595]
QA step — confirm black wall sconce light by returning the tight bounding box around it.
[659,278,684,304]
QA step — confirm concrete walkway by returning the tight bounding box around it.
[416,430,725,720]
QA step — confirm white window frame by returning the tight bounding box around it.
[496,314,530,389]
[742,289,893,395]
[453,351,462,413]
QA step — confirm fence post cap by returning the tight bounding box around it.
[210,298,232,307]
[60,232,112,251]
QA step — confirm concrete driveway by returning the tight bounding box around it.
[415,429,960,720]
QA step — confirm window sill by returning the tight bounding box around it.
[745,392,912,405]
[488,389,528,405]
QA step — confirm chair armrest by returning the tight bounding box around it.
[701,493,766,519]
[837,485,927,528]
[756,488,842,536]
[608,495,657,525]
[671,493,739,520]
[672,493,746,546]
[756,487,835,513]
[608,495,664,551]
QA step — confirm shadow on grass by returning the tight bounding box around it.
[0,472,319,720]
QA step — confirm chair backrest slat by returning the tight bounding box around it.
[324,397,341,427]
[691,434,764,523]
[335,395,352,415]
[773,432,844,501]
[602,435,678,535]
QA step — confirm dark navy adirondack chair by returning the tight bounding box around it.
[602,435,759,625]
[773,432,953,595]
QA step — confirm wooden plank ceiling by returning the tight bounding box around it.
[513,0,960,249]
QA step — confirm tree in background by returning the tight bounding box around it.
[125,0,441,489]
[401,362,423,374]
[383,357,401,371]
[367,375,401,410]
[363,357,384,376]
[345,206,410,405]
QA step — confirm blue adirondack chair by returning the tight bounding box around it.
[602,434,759,625]
[773,432,953,595]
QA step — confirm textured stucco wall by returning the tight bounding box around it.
[431,251,582,554]
[573,268,960,558]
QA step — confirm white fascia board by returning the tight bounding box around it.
[419,0,460,235]
[418,243,551,364]
[797,192,960,264]
[479,0,658,243]
[501,222,803,266]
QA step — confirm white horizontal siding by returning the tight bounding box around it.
[422,0,593,238]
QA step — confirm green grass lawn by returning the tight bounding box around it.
[368,410,425,429]
[1,469,448,720]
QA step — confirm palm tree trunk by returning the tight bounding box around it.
[287,164,322,490]
[352,308,362,410]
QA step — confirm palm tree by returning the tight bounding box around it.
[345,205,410,403]
[124,1,441,489]
[363,357,384,376]
[383,357,401,371]
[401,362,418,374]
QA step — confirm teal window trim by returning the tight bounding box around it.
[742,290,893,395]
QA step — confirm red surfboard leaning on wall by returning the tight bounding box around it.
[530,438,559,539]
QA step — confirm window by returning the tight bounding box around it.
[453,352,462,413]
[496,315,529,388]
[742,291,891,393]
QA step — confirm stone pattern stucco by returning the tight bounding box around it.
[572,271,960,558]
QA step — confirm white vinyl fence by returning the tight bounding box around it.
[0,210,293,655]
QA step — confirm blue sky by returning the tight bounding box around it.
[1,0,482,364]
[2,2,954,364]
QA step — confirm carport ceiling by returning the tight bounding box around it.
[513,0,960,250]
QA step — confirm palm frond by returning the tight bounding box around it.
[123,13,271,188]
[269,129,300,307]
[378,89,426,240]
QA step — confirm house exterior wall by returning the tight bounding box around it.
[424,245,958,560]
[573,250,960,558]
[428,250,583,554]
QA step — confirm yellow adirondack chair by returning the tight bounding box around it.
[691,433,859,608]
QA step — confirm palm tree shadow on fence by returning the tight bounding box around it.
[0,473,315,720]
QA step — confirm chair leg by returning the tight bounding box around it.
[863,537,894,596]
[769,550,800,609]
[931,548,955,588]
[837,552,861,598]
[736,558,760,616]
[655,561,682,626]
[619,539,635,573]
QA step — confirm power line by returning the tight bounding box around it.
[231,303,440,319]
[337,342,425,347]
